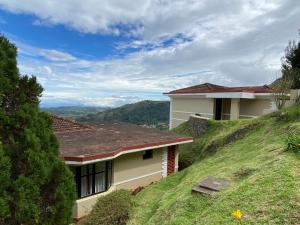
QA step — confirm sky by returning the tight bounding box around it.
[0,0,299,107]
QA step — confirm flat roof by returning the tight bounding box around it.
[165,83,272,95]
[52,115,193,163]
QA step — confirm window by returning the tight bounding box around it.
[72,161,112,198]
[143,150,153,160]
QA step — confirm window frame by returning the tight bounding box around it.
[74,161,112,199]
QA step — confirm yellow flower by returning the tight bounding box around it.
[297,144,300,147]
[232,209,242,219]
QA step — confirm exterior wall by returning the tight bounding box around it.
[72,186,116,219]
[286,89,300,107]
[170,97,214,129]
[72,146,179,219]
[113,148,164,189]
[239,98,275,118]
[162,148,168,177]
[175,146,179,171]
[169,95,276,126]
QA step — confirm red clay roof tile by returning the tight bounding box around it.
[51,115,192,162]
[165,83,272,94]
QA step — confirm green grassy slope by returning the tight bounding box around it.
[128,107,300,225]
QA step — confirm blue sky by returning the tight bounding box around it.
[0,0,299,107]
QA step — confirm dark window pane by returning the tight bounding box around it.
[88,165,94,175]
[107,161,112,188]
[77,160,113,198]
[81,166,87,176]
[143,150,153,160]
[95,162,105,173]
[95,173,106,193]
[81,176,88,197]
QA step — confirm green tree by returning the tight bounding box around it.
[282,40,300,89]
[0,36,76,224]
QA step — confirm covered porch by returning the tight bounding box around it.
[213,98,272,120]
[213,98,241,120]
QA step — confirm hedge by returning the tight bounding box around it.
[79,189,133,225]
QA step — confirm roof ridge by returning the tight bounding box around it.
[204,83,226,90]
[50,114,95,133]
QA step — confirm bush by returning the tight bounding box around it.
[79,190,134,225]
[269,107,300,122]
[286,132,300,152]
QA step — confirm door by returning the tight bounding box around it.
[214,98,223,120]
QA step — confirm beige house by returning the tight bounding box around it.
[165,83,278,129]
[51,115,192,219]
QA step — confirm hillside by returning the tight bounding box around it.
[77,100,169,130]
[128,107,300,225]
[42,106,108,119]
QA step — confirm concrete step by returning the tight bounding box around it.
[192,186,215,196]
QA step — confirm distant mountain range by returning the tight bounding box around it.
[77,100,170,130]
[42,106,109,119]
[43,100,170,130]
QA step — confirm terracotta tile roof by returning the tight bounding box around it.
[51,115,192,162]
[50,114,95,133]
[165,83,273,95]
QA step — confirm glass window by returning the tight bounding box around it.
[95,173,106,192]
[95,162,105,173]
[143,150,153,160]
[80,176,88,197]
[72,161,112,198]
[81,166,87,176]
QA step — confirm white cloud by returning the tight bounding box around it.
[39,49,77,62]
[2,0,300,106]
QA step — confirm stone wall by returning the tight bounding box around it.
[188,115,210,137]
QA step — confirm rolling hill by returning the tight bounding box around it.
[77,100,170,129]
[42,106,108,119]
[127,106,300,225]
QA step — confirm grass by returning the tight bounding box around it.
[127,107,300,225]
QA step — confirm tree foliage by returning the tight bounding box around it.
[272,75,292,110]
[0,35,76,225]
[282,40,300,89]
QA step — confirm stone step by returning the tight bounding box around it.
[192,176,231,196]
[192,186,216,196]
[198,176,230,192]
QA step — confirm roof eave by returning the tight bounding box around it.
[63,137,193,165]
[165,92,273,98]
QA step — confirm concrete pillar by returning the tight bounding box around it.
[169,97,173,130]
[230,99,240,120]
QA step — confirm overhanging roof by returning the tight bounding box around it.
[164,83,273,98]
[51,116,193,164]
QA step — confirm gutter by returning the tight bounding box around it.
[63,137,193,165]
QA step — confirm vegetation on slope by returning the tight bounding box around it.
[77,100,169,129]
[128,107,300,225]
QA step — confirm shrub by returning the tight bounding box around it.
[270,106,300,122]
[79,190,134,225]
[286,132,300,152]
